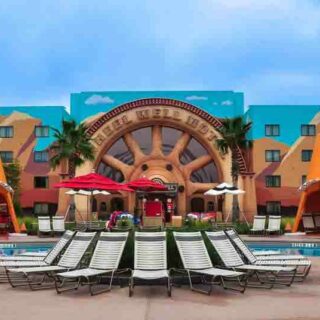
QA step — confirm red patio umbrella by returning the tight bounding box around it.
[54,173,133,192]
[125,177,167,192]
[54,173,133,221]
[124,177,167,221]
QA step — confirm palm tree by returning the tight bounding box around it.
[49,119,95,177]
[216,116,253,222]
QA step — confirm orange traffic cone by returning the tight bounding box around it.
[20,222,27,233]
[285,222,292,233]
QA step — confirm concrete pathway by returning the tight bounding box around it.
[1,258,320,320]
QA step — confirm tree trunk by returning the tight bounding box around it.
[68,159,76,178]
[231,148,240,223]
[232,175,240,223]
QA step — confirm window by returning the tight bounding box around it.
[265,124,280,136]
[301,150,313,162]
[265,175,281,187]
[0,126,13,138]
[0,151,13,163]
[35,126,49,137]
[34,176,49,189]
[265,150,281,162]
[302,175,307,185]
[301,124,316,136]
[34,203,49,215]
[266,201,281,215]
[34,151,49,162]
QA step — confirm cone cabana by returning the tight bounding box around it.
[293,133,320,232]
[0,158,20,233]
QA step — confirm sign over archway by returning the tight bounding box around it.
[74,98,252,217]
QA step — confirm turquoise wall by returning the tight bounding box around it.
[0,106,69,151]
[70,90,244,123]
[1,93,320,150]
[246,105,320,146]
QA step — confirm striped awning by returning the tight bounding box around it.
[0,181,14,193]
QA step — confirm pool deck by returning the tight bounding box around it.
[0,258,319,320]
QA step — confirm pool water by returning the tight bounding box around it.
[248,243,320,257]
[0,243,53,256]
[1,242,320,257]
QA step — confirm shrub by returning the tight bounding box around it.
[118,228,221,270]
[17,216,38,234]
[116,217,133,229]
[281,217,295,232]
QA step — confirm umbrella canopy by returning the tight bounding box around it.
[204,182,245,196]
[125,177,167,192]
[65,189,111,196]
[54,173,133,192]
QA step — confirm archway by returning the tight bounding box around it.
[74,98,251,217]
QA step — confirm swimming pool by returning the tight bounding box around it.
[248,242,320,257]
[0,243,53,256]
[1,241,320,257]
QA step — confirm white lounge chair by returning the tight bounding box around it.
[313,214,320,230]
[302,214,315,233]
[129,232,171,297]
[0,230,74,262]
[225,229,311,281]
[6,232,96,290]
[52,216,65,234]
[266,216,281,235]
[18,252,48,257]
[206,231,297,288]
[250,216,266,235]
[38,216,52,236]
[173,232,247,294]
[55,232,128,295]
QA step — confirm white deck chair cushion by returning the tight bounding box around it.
[132,269,169,279]
[174,232,244,277]
[134,232,167,271]
[52,216,65,232]
[57,232,96,269]
[38,216,51,232]
[251,216,266,231]
[206,231,245,268]
[57,232,128,279]
[0,230,74,266]
[173,232,213,270]
[267,216,281,231]
[303,215,315,229]
[225,229,257,264]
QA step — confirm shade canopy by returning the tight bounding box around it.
[293,133,320,232]
[55,173,133,192]
[204,182,245,196]
[125,177,167,192]
[65,189,111,196]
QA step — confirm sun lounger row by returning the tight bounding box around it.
[302,213,320,232]
[1,229,311,296]
[38,216,65,236]
[250,215,282,235]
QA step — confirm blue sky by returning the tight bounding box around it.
[0,0,320,109]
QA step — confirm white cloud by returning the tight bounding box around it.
[221,100,233,106]
[185,95,208,101]
[85,94,114,105]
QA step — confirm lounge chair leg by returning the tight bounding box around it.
[167,277,172,297]
[55,276,81,294]
[89,271,116,296]
[187,271,212,295]
[129,277,134,297]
